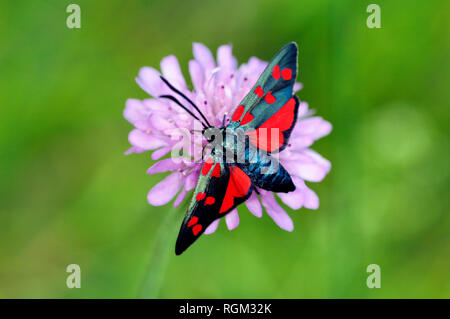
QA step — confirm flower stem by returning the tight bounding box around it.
[138,206,179,298]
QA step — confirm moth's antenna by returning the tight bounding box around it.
[159,95,208,129]
[159,76,212,127]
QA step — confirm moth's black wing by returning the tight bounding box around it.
[175,155,252,255]
[228,43,300,192]
[228,42,299,152]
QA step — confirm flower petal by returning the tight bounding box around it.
[233,57,267,103]
[303,184,319,210]
[147,172,183,206]
[149,114,175,132]
[161,55,187,90]
[173,187,187,207]
[151,146,173,160]
[128,129,167,150]
[245,192,263,218]
[124,99,149,123]
[142,99,171,113]
[184,168,199,191]
[136,67,166,98]
[296,117,332,141]
[193,42,215,73]
[297,101,309,118]
[225,209,240,230]
[133,120,153,131]
[283,151,331,182]
[294,82,303,92]
[147,158,184,174]
[189,60,205,93]
[260,190,294,231]
[314,121,332,140]
[246,56,268,74]
[217,44,237,70]
[204,219,220,235]
[288,136,314,149]
[124,146,146,155]
[301,149,331,181]
[277,176,305,210]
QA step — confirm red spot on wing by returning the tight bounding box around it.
[281,68,292,80]
[246,97,296,152]
[255,86,264,97]
[192,224,202,236]
[211,163,221,178]
[196,192,206,201]
[240,112,254,125]
[187,216,198,227]
[201,158,214,175]
[219,166,251,214]
[231,105,244,122]
[265,92,276,104]
[247,129,282,152]
[204,196,215,206]
[272,65,280,79]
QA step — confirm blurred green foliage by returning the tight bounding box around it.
[0,0,448,298]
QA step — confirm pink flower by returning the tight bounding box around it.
[124,43,331,233]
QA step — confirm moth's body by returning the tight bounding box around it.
[203,126,293,191]
[163,42,301,255]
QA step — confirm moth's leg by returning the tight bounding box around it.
[221,114,227,127]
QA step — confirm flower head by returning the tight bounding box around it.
[124,43,331,233]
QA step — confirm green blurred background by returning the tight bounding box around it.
[0,0,448,298]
